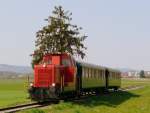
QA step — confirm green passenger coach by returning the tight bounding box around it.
[76,62,121,94]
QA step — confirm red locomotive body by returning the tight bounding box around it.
[29,53,76,100]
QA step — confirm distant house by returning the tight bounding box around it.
[121,72,129,78]
[124,71,150,78]
[144,71,150,78]
[128,71,140,77]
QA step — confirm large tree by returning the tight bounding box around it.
[31,6,87,68]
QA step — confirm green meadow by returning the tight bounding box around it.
[0,78,150,113]
[0,78,31,108]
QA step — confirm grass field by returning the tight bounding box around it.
[19,78,150,113]
[0,78,150,113]
[0,78,31,108]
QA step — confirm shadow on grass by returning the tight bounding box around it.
[67,91,140,108]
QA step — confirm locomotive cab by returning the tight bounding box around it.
[29,53,76,100]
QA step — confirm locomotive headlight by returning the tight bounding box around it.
[30,83,33,87]
[52,83,55,87]
[43,63,46,68]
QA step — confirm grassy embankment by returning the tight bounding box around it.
[0,78,31,108]
[20,79,150,113]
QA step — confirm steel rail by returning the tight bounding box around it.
[0,101,58,113]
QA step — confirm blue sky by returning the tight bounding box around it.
[0,0,150,70]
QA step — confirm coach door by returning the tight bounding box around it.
[105,69,109,89]
[76,63,82,96]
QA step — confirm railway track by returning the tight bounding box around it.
[0,101,58,113]
[0,85,144,113]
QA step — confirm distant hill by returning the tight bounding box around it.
[117,68,139,73]
[0,64,139,76]
[0,64,33,74]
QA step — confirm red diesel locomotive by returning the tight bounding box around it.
[29,53,121,101]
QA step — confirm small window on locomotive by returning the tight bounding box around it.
[41,59,52,65]
[47,59,52,64]
[62,59,71,66]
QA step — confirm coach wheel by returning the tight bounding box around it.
[114,87,118,91]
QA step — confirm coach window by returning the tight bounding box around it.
[102,70,105,80]
[117,73,119,79]
[101,70,103,80]
[92,69,94,78]
[97,70,99,79]
[88,68,91,78]
[102,70,103,79]
[85,68,87,78]
[101,70,102,79]
[86,68,88,78]
[93,69,95,78]
[87,68,89,78]
[113,72,115,79]
[116,73,118,79]
[87,68,90,78]
[84,68,86,78]
[89,68,91,78]
[101,71,103,80]
[98,70,100,79]
[99,70,101,79]
[95,70,97,78]
[109,72,111,79]
[96,70,98,78]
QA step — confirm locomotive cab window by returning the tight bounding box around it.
[41,57,52,65]
[62,59,71,66]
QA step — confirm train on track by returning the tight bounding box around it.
[29,53,121,101]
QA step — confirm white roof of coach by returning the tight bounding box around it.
[76,61,120,73]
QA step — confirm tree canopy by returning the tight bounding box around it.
[139,70,145,78]
[31,6,87,68]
